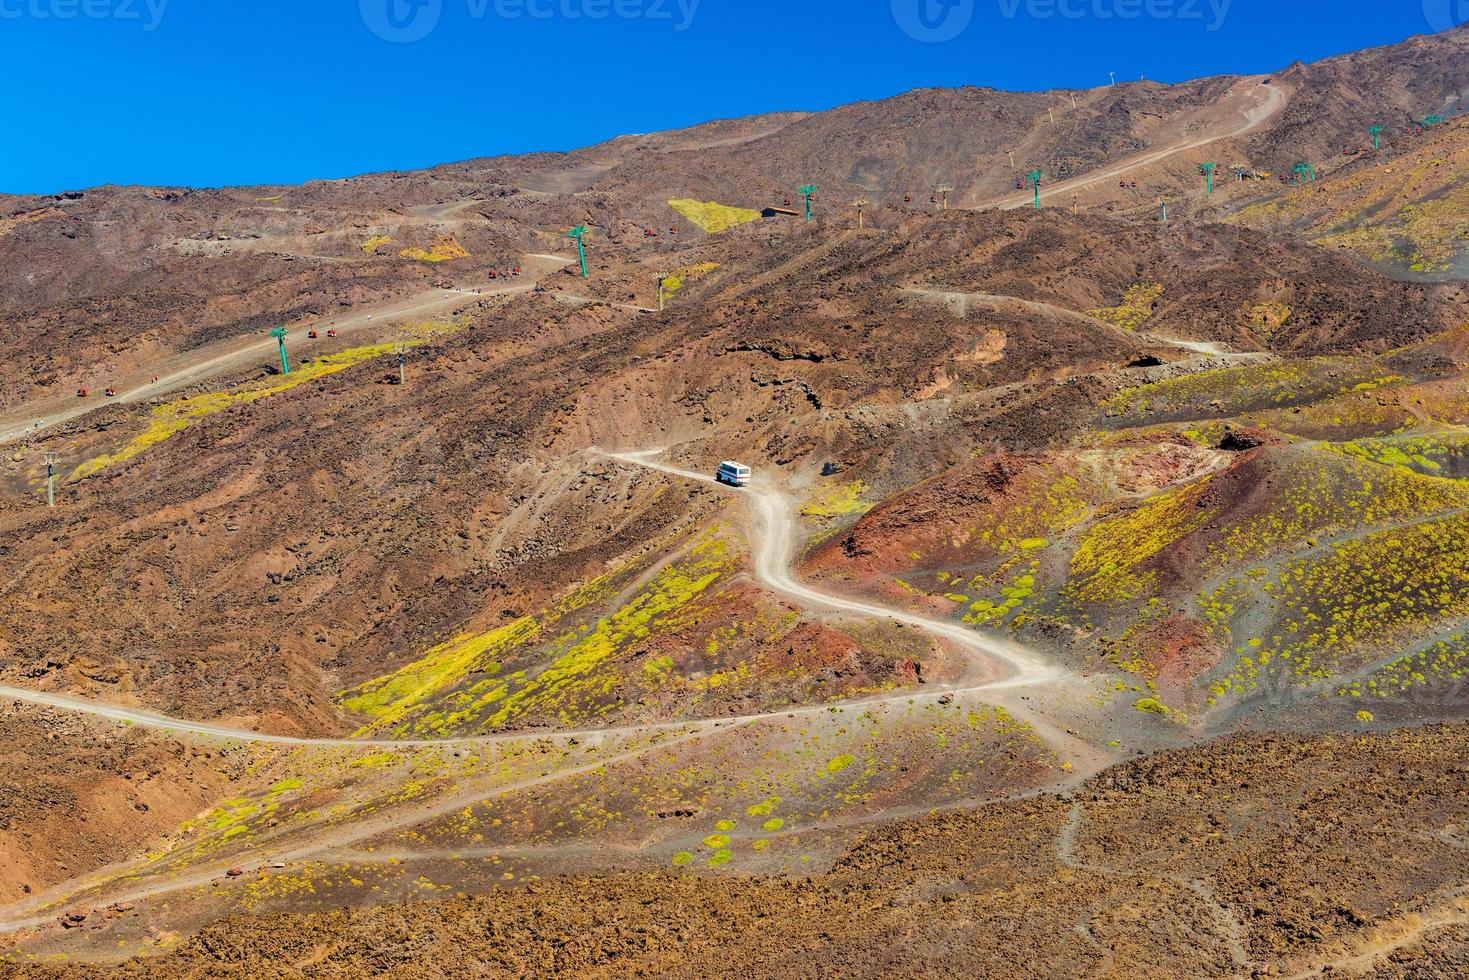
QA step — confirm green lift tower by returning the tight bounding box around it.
[1199,162,1218,194]
[270,328,290,375]
[798,184,818,222]
[567,225,588,278]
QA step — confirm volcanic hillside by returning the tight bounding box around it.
[2,24,1469,978]
[445,24,1469,212]
[1226,112,1469,280]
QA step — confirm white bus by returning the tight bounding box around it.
[715,461,752,487]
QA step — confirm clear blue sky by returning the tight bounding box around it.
[0,0,1456,193]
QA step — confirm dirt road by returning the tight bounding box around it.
[901,285,1271,361]
[517,118,800,195]
[602,451,1112,777]
[0,448,1099,764]
[0,723,734,935]
[0,446,1110,934]
[0,254,572,446]
[606,451,1060,689]
[987,78,1287,210]
[0,680,821,751]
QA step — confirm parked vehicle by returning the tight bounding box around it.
[715,461,752,487]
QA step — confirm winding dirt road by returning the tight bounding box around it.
[0,446,1106,933]
[0,449,1096,764]
[987,77,1287,211]
[607,450,1060,692]
[602,451,1111,776]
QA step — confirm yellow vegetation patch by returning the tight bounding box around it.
[363,235,394,254]
[69,338,433,481]
[399,236,470,263]
[746,797,781,817]
[266,777,303,798]
[1068,476,1215,601]
[668,199,762,234]
[1228,143,1469,274]
[1103,357,1390,421]
[662,262,720,296]
[341,533,735,736]
[207,798,257,832]
[964,563,1040,626]
[340,617,541,733]
[1209,512,1469,702]
[1320,429,1469,476]
[460,536,732,731]
[1249,301,1292,340]
[1314,163,1469,273]
[1346,632,1469,702]
[1210,450,1469,568]
[1088,282,1164,331]
[802,481,872,519]
[642,654,675,684]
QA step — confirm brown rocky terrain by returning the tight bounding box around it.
[2,206,1450,736]
[9,723,1469,978]
[3,23,1469,977]
[1227,114,1469,280]
[0,703,256,907]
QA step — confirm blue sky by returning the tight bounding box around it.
[0,0,1457,193]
